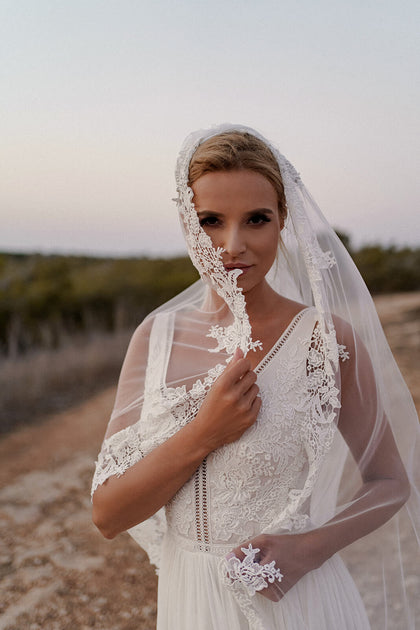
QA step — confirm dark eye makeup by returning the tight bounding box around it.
[198,210,272,228]
[248,212,272,225]
[199,215,220,227]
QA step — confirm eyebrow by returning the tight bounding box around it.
[196,208,275,217]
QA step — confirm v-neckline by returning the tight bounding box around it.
[161,306,313,398]
[253,306,313,375]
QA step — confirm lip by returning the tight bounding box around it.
[224,264,253,275]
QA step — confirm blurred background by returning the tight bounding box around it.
[0,1,419,628]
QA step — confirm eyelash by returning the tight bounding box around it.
[199,213,271,227]
[249,213,271,225]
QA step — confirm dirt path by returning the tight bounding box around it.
[0,293,419,629]
[0,390,158,630]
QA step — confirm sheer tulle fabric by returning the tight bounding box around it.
[92,124,419,629]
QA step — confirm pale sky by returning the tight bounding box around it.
[1,0,419,257]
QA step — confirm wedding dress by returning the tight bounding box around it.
[92,124,419,630]
[151,307,370,629]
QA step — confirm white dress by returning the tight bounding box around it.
[142,307,371,630]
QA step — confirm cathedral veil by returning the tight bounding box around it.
[92,124,420,629]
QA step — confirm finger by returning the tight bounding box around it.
[227,543,284,603]
[222,357,252,386]
[236,369,257,395]
[229,543,250,562]
[232,348,244,362]
[259,583,283,602]
[249,394,262,416]
[270,579,287,601]
[241,383,260,411]
[228,547,244,561]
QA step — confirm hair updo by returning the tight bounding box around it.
[188,131,287,223]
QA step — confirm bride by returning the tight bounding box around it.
[91,125,419,629]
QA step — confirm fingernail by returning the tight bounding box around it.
[225,552,235,560]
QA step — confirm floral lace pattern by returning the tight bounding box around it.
[174,133,262,356]
[91,424,145,495]
[165,308,345,549]
[92,307,347,552]
[223,544,283,596]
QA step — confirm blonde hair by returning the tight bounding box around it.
[188,131,287,222]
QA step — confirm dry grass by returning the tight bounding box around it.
[0,330,132,434]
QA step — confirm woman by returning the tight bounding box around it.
[92,125,419,629]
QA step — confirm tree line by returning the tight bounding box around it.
[0,253,198,357]
[1,238,419,357]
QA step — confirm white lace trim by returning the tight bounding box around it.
[174,178,262,356]
[91,423,144,496]
[255,307,310,374]
[223,544,283,597]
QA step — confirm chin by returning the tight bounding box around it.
[238,279,262,294]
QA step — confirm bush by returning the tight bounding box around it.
[0,254,198,356]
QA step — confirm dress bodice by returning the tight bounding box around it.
[94,306,344,566]
[162,307,339,552]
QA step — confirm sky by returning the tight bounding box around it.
[1,0,419,257]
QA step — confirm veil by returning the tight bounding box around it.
[92,124,419,629]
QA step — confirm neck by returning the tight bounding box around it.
[243,280,279,321]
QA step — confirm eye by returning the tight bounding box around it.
[248,212,271,225]
[199,215,220,227]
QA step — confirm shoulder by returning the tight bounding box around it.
[271,293,309,328]
[332,314,369,361]
[274,293,307,315]
[332,314,355,350]
[129,315,154,344]
[331,314,375,387]
[124,313,164,358]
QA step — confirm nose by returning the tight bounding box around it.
[223,226,246,257]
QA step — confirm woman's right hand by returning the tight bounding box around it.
[192,348,261,452]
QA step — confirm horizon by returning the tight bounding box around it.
[2,229,419,262]
[2,1,419,256]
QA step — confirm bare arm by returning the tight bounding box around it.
[309,319,410,557]
[92,349,261,539]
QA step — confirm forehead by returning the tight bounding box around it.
[191,169,278,210]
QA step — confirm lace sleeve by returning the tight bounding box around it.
[91,422,144,496]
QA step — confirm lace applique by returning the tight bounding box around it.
[223,544,283,596]
[91,343,229,501]
[263,324,342,536]
[338,343,350,361]
[91,423,144,496]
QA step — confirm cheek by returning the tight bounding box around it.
[201,227,221,248]
[261,226,281,261]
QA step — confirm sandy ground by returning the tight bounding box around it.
[0,293,419,629]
